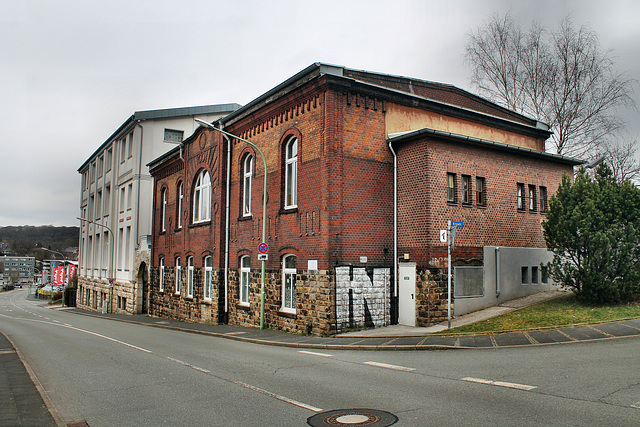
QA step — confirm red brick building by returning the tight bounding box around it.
[148,63,581,335]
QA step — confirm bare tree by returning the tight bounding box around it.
[596,135,640,183]
[466,13,635,161]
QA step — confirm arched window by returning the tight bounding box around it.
[193,170,211,223]
[187,256,194,298]
[175,257,181,295]
[243,155,253,217]
[177,182,183,229]
[204,256,212,301]
[282,254,297,312]
[240,255,250,305]
[161,189,167,232]
[284,138,298,208]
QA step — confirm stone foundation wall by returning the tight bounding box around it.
[77,276,136,315]
[415,267,449,327]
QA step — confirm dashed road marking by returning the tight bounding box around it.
[234,381,323,413]
[461,377,537,391]
[299,350,333,357]
[166,357,210,373]
[364,361,416,372]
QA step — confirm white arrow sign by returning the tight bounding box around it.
[440,229,447,243]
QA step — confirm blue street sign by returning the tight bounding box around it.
[449,220,464,228]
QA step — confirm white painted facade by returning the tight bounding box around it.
[77,104,240,314]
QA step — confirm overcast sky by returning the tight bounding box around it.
[1,0,638,226]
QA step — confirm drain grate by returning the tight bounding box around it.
[307,409,397,427]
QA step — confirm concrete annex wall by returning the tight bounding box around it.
[335,266,390,331]
[453,246,557,316]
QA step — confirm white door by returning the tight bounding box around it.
[398,263,416,326]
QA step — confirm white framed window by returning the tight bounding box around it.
[159,257,165,292]
[193,170,211,223]
[177,182,183,229]
[284,138,298,208]
[120,138,126,163]
[161,189,167,232]
[240,255,250,305]
[119,187,125,213]
[187,256,194,298]
[105,147,112,172]
[282,254,297,312]
[204,256,212,301]
[175,257,181,295]
[243,155,253,217]
[127,183,133,210]
[127,132,134,158]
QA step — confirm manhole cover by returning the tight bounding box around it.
[307,409,398,427]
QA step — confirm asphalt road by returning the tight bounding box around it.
[1,288,639,426]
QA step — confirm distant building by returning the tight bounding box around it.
[1,256,35,284]
[77,104,241,313]
[147,63,582,335]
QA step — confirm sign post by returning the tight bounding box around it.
[447,220,463,329]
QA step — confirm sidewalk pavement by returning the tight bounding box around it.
[62,289,640,350]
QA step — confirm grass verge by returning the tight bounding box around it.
[440,293,640,334]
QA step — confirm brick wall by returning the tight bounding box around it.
[396,135,573,269]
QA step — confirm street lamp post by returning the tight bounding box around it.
[37,246,67,305]
[77,217,115,313]
[195,118,269,329]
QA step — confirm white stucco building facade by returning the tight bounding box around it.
[77,104,240,314]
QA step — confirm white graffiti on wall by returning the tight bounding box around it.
[335,266,390,331]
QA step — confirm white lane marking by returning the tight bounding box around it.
[364,361,416,372]
[462,377,537,391]
[0,312,153,354]
[234,381,323,413]
[299,350,333,357]
[166,357,210,373]
[631,402,640,409]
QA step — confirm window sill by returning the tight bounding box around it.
[279,207,298,215]
[189,221,211,229]
[159,231,166,236]
[174,227,182,233]
[477,205,487,209]
[236,303,250,311]
[238,215,252,222]
[462,203,472,208]
[446,201,458,206]
[278,309,297,318]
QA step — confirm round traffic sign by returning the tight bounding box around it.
[258,243,269,254]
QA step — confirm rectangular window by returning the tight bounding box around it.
[517,183,525,211]
[161,190,167,232]
[462,175,472,205]
[95,190,102,219]
[521,266,529,284]
[120,138,126,163]
[447,173,457,203]
[187,256,194,298]
[476,177,486,207]
[104,185,111,216]
[106,148,112,172]
[529,185,537,212]
[282,255,297,312]
[243,155,253,217]
[102,231,109,271]
[240,256,250,305]
[540,186,548,213]
[164,129,184,143]
[159,258,165,292]
[97,156,103,177]
[204,256,212,301]
[117,228,123,270]
[127,183,133,211]
[120,187,125,213]
[531,266,539,284]
[541,265,549,284]
[127,132,134,158]
[90,162,96,183]
[175,258,181,295]
[124,226,131,271]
